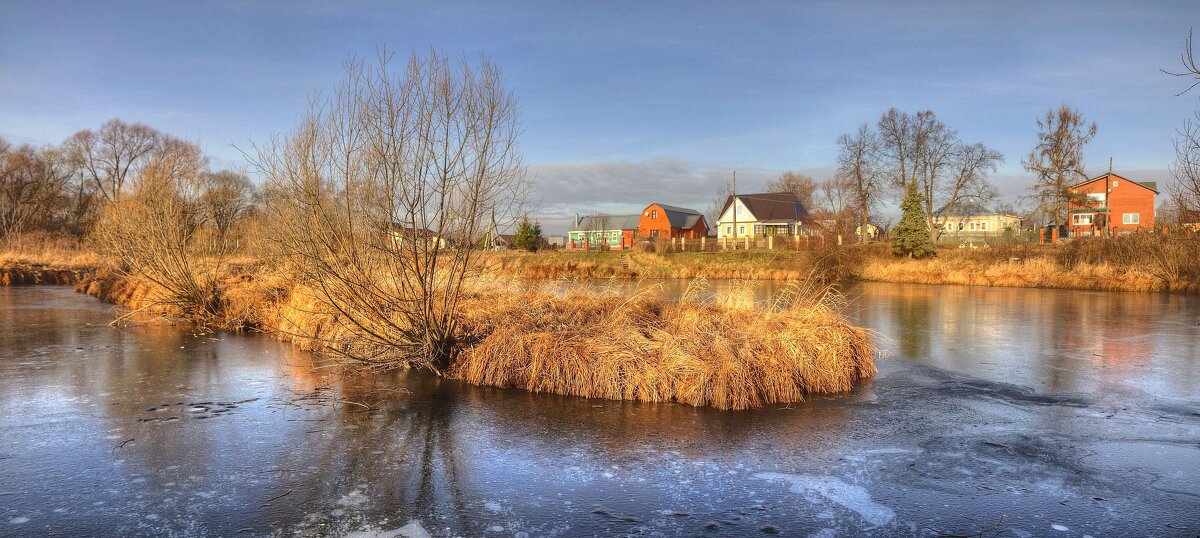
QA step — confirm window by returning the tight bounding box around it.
[1087,193,1106,205]
[980,222,987,231]
[1112,181,1119,187]
[753,224,764,236]
[1073,213,1094,226]
[1123,213,1139,225]
[958,221,964,231]
[650,230,659,238]
[651,210,658,219]
[725,225,732,236]
[738,225,746,235]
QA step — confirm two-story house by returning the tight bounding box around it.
[1067,172,1157,237]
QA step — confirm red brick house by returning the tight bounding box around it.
[637,203,708,240]
[1067,172,1157,236]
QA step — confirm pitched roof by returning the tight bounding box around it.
[718,192,810,222]
[648,203,707,229]
[933,201,1005,217]
[1069,172,1159,194]
[570,214,641,231]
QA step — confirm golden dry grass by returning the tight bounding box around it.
[482,250,817,280]
[71,267,878,410]
[450,280,876,410]
[859,255,1198,293]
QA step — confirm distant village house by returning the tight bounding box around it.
[1067,172,1156,237]
[932,201,1021,241]
[637,203,708,240]
[567,214,640,250]
[715,192,816,238]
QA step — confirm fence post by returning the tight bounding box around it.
[768,235,774,250]
[744,236,751,250]
[701,236,706,251]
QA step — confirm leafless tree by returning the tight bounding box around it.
[1171,112,1200,220]
[0,141,76,241]
[707,178,732,229]
[1022,105,1097,227]
[251,50,528,374]
[837,123,882,244]
[765,171,817,208]
[1163,28,1200,96]
[201,169,257,242]
[93,137,226,317]
[65,119,161,202]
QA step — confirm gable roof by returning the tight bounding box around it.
[1069,172,1159,194]
[933,201,1009,218]
[570,214,641,231]
[718,192,810,223]
[647,203,707,229]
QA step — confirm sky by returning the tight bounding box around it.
[2,1,1198,233]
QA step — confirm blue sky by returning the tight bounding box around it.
[2,1,1197,232]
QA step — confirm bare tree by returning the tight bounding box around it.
[201,169,257,242]
[837,123,882,244]
[0,142,76,240]
[1171,112,1200,219]
[765,171,817,208]
[93,138,226,317]
[1163,28,1200,96]
[707,178,732,230]
[252,50,528,374]
[1022,106,1097,228]
[65,119,161,202]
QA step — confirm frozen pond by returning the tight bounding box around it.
[0,284,1197,536]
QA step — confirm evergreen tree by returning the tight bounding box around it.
[892,180,936,258]
[511,216,541,252]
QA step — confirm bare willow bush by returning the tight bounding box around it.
[93,138,231,318]
[253,50,527,374]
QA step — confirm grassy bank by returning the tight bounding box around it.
[72,268,877,410]
[483,250,835,280]
[487,236,1200,294]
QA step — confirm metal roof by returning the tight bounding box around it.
[648,203,707,229]
[569,214,641,231]
[717,192,811,222]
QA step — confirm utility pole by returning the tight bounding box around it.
[1106,157,1113,236]
[731,170,738,239]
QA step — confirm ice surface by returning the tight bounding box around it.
[344,520,432,538]
[754,473,895,527]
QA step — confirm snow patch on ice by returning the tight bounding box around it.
[484,501,502,512]
[337,490,369,507]
[9,517,29,524]
[1051,524,1069,532]
[754,473,895,527]
[344,520,431,538]
[807,529,836,538]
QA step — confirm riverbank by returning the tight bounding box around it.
[71,267,876,410]
[486,237,1200,293]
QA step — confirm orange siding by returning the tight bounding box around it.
[1067,174,1155,236]
[637,203,708,239]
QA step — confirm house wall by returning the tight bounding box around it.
[716,199,755,238]
[567,229,635,250]
[1068,176,1156,236]
[637,204,708,239]
[933,215,1021,240]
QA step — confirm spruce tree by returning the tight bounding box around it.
[512,216,541,252]
[892,180,936,258]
